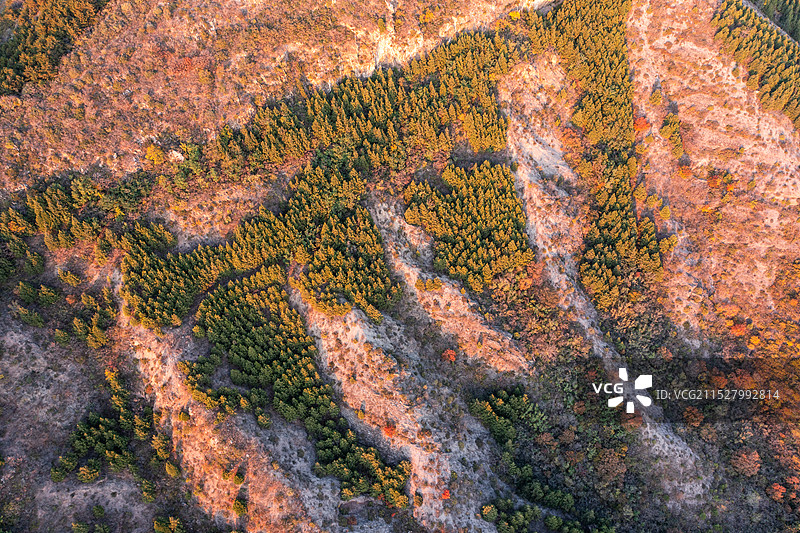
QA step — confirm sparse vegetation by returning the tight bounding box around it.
[1,0,800,530]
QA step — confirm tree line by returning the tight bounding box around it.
[173,31,514,184]
[523,0,671,364]
[713,0,800,130]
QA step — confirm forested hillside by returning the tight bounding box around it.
[0,0,109,94]
[756,0,800,41]
[1,0,800,531]
[713,0,800,129]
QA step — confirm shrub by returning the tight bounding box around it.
[165,461,180,478]
[232,497,248,517]
[544,515,563,531]
[649,89,663,106]
[58,269,81,287]
[152,434,171,460]
[77,461,100,483]
[481,504,498,522]
[731,449,761,477]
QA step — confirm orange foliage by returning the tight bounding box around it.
[730,323,748,336]
[382,425,396,438]
[678,166,693,180]
[622,411,643,430]
[634,116,651,133]
[535,432,557,448]
[731,449,761,477]
[594,448,627,486]
[768,483,787,501]
[559,127,584,154]
[730,369,757,390]
[442,349,456,362]
[683,406,704,428]
[710,372,728,389]
[441,489,450,500]
[659,346,673,361]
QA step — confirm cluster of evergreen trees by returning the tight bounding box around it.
[524,1,667,316]
[0,176,162,347]
[713,0,800,129]
[50,370,168,503]
[404,32,515,154]
[0,173,153,282]
[404,161,534,292]
[285,159,402,321]
[659,113,685,159]
[471,388,617,533]
[524,1,634,150]
[120,209,289,329]
[121,157,399,330]
[182,31,515,184]
[121,159,411,505]
[184,264,410,506]
[756,0,800,42]
[71,287,116,348]
[0,0,109,94]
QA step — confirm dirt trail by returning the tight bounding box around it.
[499,57,711,507]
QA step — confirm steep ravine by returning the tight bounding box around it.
[123,314,331,532]
[499,56,712,508]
